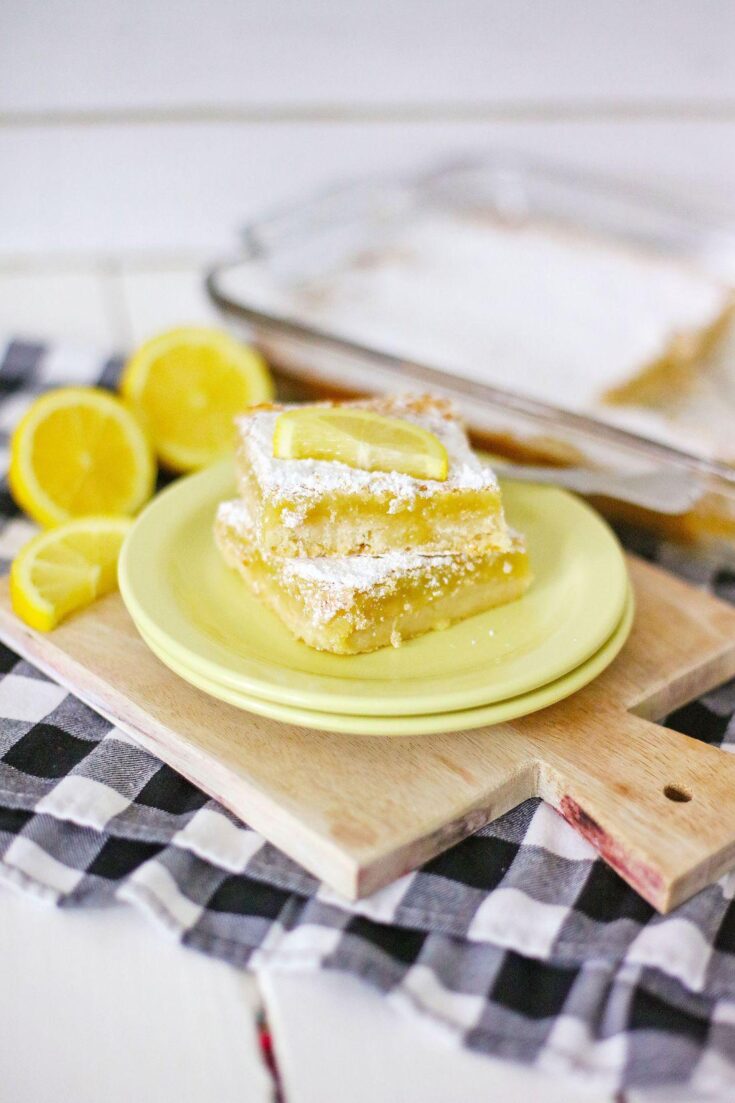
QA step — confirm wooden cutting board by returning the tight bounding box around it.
[2,555,735,912]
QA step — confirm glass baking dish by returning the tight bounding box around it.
[206,152,735,553]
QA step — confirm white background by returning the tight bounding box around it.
[1,4,733,1100]
[2,1,735,348]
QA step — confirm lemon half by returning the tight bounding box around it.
[9,387,155,528]
[121,327,274,472]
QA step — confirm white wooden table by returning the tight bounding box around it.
[1,3,734,1098]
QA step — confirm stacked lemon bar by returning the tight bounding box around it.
[214,395,531,655]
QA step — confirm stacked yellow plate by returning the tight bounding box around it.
[118,461,632,736]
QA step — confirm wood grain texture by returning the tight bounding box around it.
[4,0,735,114]
[1,554,735,911]
[4,121,735,259]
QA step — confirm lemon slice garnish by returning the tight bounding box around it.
[10,516,133,631]
[273,407,449,481]
[121,327,274,472]
[9,387,155,528]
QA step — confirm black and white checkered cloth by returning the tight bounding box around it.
[2,337,735,1096]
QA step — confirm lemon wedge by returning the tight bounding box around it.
[9,387,155,528]
[120,327,274,472]
[273,407,449,481]
[10,516,133,631]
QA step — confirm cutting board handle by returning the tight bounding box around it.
[535,708,735,912]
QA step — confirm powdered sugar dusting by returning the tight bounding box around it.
[216,498,526,626]
[236,394,498,507]
[219,498,466,590]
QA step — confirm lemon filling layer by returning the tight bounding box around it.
[214,499,531,656]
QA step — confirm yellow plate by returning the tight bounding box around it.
[136,588,633,735]
[119,459,629,717]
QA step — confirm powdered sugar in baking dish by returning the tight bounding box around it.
[280,214,732,411]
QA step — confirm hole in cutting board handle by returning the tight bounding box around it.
[664,784,692,803]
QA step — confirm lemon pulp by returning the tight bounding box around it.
[121,327,274,471]
[10,516,133,631]
[9,387,155,527]
[273,408,449,481]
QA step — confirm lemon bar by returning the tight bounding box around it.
[235,394,510,558]
[214,499,531,656]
